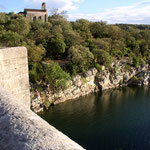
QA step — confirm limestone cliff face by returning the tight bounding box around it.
[31,62,150,113]
[53,68,98,105]
[97,61,145,90]
[31,68,98,112]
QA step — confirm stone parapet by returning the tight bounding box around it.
[0,47,30,108]
[0,87,84,150]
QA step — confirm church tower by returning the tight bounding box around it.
[42,2,46,10]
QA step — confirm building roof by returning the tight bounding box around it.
[24,9,47,13]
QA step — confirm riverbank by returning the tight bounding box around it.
[31,60,150,113]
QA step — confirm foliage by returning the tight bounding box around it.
[93,49,112,67]
[44,36,66,59]
[95,63,102,72]
[43,101,50,109]
[0,30,23,47]
[81,77,87,84]
[7,17,30,35]
[28,44,46,62]
[29,63,71,91]
[68,45,94,72]
[132,57,139,68]
[2,12,150,90]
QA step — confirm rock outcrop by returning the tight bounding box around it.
[0,86,84,150]
[31,68,98,112]
[31,61,150,113]
[97,61,144,90]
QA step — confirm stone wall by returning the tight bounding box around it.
[25,11,48,22]
[0,47,30,108]
[0,87,84,150]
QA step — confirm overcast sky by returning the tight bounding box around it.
[1,0,150,24]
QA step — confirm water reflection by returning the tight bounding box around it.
[40,87,150,150]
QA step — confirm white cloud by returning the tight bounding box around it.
[69,0,150,24]
[24,0,81,12]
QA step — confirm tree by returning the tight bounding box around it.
[7,16,30,36]
[93,38,111,52]
[28,44,46,62]
[45,37,66,59]
[68,45,94,72]
[64,30,83,48]
[90,21,108,38]
[72,19,91,39]
[0,13,9,24]
[0,30,23,47]
[92,49,112,67]
[43,63,71,91]
[108,25,122,40]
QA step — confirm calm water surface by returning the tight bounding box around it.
[40,87,150,150]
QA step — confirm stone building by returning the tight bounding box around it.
[19,2,48,22]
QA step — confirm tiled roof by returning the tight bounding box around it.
[24,9,47,12]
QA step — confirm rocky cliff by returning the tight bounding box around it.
[31,60,150,113]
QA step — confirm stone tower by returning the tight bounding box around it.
[42,2,46,10]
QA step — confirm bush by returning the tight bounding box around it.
[92,49,112,68]
[68,45,94,73]
[43,63,71,91]
[43,101,50,109]
[81,77,87,84]
[29,62,71,91]
[95,63,102,72]
[132,57,139,68]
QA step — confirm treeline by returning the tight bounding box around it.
[1,12,150,90]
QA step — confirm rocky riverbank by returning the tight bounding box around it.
[31,60,150,113]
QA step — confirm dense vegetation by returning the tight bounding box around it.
[1,11,150,91]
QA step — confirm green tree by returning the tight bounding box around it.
[92,49,112,67]
[90,21,108,38]
[28,44,46,62]
[0,13,9,24]
[7,16,30,36]
[68,45,94,72]
[0,30,23,47]
[45,37,66,59]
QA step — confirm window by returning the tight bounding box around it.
[33,16,36,21]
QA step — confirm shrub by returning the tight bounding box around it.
[95,63,102,72]
[43,101,50,110]
[92,49,112,68]
[132,57,139,68]
[43,63,71,91]
[81,77,87,84]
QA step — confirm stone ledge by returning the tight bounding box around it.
[0,87,84,150]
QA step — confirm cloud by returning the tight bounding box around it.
[69,0,150,24]
[24,0,81,12]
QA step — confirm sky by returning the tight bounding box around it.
[1,0,150,24]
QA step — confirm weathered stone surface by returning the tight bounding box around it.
[0,47,30,108]
[97,61,140,90]
[0,87,84,150]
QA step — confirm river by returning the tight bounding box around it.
[40,87,150,150]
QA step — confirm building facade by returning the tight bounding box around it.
[19,3,48,22]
